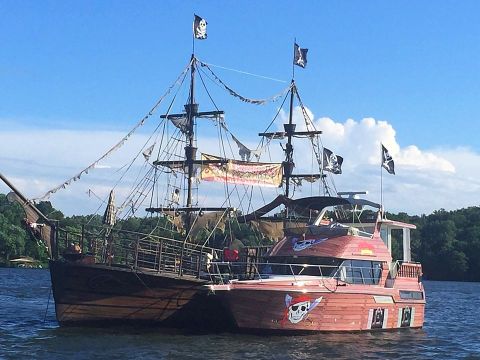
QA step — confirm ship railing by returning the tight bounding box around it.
[390,260,422,279]
[56,226,222,278]
[208,261,382,286]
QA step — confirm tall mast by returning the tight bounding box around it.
[258,41,321,200]
[284,80,296,198]
[185,54,197,208]
[152,56,226,218]
[258,81,322,199]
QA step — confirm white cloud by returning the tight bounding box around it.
[398,145,455,172]
[274,107,478,214]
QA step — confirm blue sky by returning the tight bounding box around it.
[1,1,480,215]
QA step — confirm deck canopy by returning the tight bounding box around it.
[238,195,382,224]
[290,196,381,211]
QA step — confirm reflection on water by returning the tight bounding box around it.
[1,268,479,359]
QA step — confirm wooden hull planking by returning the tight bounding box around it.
[49,260,228,328]
[212,285,424,332]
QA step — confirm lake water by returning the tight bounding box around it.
[1,268,479,359]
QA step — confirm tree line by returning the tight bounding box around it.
[1,193,479,281]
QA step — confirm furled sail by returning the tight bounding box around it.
[250,219,308,242]
[170,116,189,134]
[200,154,282,187]
[159,209,229,238]
[102,190,116,227]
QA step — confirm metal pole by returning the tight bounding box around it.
[292,39,296,80]
[192,14,195,55]
[380,146,384,213]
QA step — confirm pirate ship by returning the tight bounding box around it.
[1,17,424,331]
[0,17,332,328]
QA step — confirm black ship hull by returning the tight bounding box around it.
[49,260,232,330]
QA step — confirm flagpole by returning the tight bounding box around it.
[192,14,195,56]
[292,39,296,80]
[380,145,384,215]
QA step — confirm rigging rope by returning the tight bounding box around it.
[201,62,288,83]
[198,60,291,105]
[295,88,339,196]
[115,69,190,218]
[197,67,252,215]
[192,64,282,220]
[34,59,193,201]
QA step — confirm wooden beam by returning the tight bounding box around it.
[160,110,225,119]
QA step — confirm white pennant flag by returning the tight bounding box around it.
[142,144,155,161]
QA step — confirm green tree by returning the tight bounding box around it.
[0,214,27,261]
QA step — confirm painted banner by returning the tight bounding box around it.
[200,154,282,187]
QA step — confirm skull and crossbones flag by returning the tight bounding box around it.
[381,144,395,175]
[294,43,308,68]
[322,147,343,174]
[193,15,207,40]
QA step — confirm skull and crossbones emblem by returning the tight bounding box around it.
[282,294,322,324]
[194,18,207,39]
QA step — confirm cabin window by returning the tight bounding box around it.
[263,256,341,277]
[336,260,382,285]
[399,290,424,300]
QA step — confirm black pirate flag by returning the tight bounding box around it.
[294,43,308,68]
[193,15,207,40]
[381,144,395,175]
[323,147,343,174]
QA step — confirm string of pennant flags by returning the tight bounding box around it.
[199,61,292,105]
[33,62,192,201]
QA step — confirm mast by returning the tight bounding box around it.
[284,80,296,198]
[185,54,197,208]
[151,56,226,227]
[258,83,322,199]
